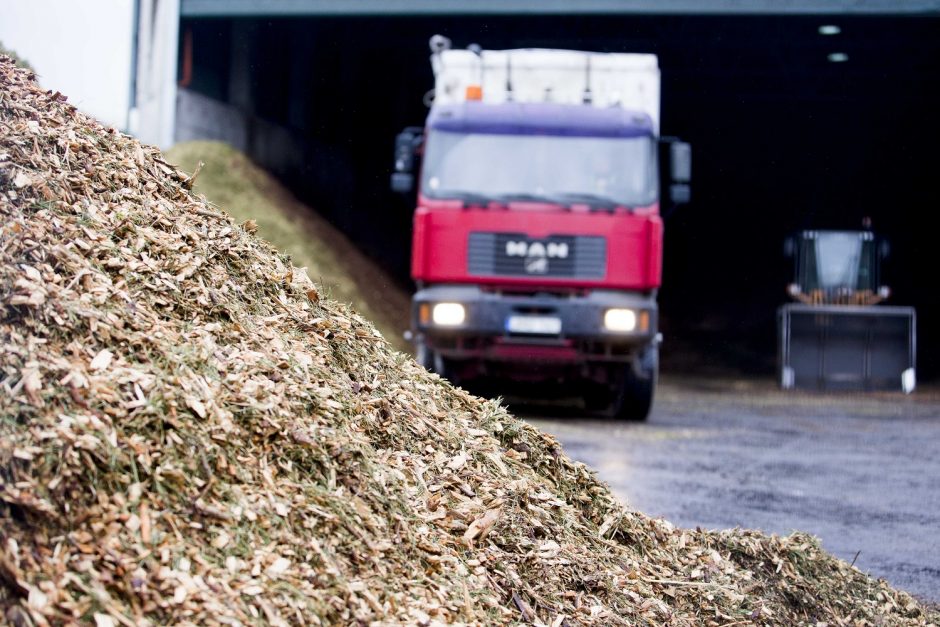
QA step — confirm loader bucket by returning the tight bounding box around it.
[778,304,916,392]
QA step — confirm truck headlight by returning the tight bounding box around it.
[604,308,637,332]
[431,302,466,326]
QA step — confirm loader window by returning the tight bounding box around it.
[421,130,657,208]
[800,232,877,293]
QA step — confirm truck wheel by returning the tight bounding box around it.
[432,351,454,382]
[611,346,658,421]
[415,337,456,383]
[415,336,434,371]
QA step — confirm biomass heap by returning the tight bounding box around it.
[1,56,937,626]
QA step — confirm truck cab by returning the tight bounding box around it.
[393,39,690,419]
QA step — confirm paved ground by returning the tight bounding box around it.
[514,377,940,603]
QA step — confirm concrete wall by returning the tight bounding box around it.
[176,88,306,185]
[176,88,249,149]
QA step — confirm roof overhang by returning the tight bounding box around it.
[181,0,940,18]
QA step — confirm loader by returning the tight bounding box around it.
[778,229,916,392]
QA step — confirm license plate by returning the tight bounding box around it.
[506,315,562,335]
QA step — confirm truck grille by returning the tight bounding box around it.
[468,232,607,279]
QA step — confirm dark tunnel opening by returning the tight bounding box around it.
[178,13,940,379]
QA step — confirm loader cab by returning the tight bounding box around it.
[785,230,889,306]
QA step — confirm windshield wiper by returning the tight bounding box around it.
[435,191,496,208]
[494,193,559,204]
[549,193,623,210]
[432,191,626,210]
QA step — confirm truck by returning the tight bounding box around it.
[392,36,691,420]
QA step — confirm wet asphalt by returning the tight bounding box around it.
[516,377,940,603]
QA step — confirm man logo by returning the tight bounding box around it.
[504,241,569,259]
[525,256,548,274]
[505,239,569,274]
[505,241,528,257]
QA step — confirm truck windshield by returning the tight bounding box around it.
[421,130,657,208]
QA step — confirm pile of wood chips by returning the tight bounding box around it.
[1,56,937,627]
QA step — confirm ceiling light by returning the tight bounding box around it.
[827,52,849,63]
[818,25,841,35]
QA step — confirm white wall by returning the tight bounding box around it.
[132,0,180,147]
[0,0,136,131]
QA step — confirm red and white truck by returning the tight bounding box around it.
[392,36,691,419]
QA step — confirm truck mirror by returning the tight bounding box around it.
[391,172,414,194]
[669,184,690,204]
[670,141,691,183]
[784,236,795,258]
[394,131,417,174]
[392,126,423,193]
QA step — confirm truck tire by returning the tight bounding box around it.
[415,336,434,371]
[432,350,459,385]
[417,338,462,386]
[611,346,658,421]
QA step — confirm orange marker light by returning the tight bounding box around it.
[419,303,431,325]
[465,85,483,101]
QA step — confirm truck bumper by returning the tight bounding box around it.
[412,285,657,367]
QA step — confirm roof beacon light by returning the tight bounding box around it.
[466,85,483,101]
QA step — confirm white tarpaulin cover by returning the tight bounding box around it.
[431,48,661,131]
